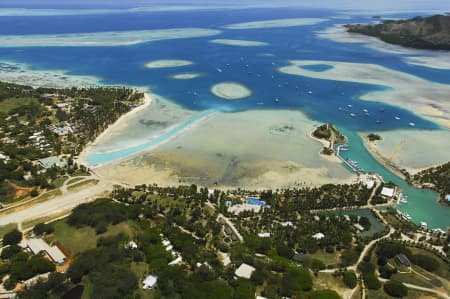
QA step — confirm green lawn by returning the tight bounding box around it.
[368,287,438,299]
[0,97,39,113]
[52,176,68,188]
[408,247,450,281]
[67,179,99,191]
[307,250,341,267]
[48,219,135,255]
[0,223,18,239]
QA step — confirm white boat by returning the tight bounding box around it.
[308,90,313,94]
[409,122,416,127]
[347,104,352,108]
[338,107,343,111]
[274,98,279,103]
[363,109,368,113]
[350,113,356,117]
[394,116,400,120]
[216,68,222,73]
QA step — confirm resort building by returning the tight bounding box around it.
[257,232,271,238]
[38,156,67,169]
[22,238,66,265]
[142,275,158,290]
[228,203,261,215]
[396,254,412,267]
[381,187,395,198]
[312,232,325,240]
[235,263,255,279]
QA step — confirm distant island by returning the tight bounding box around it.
[345,14,450,50]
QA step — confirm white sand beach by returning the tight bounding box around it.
[211,82,252,100]
[224,18,327,29]
[278,59,450,128]
[94,109,355,189]
[0,28,221,47]
[360,129,450,175]
[170,72,203,80]
[209,39,268,47]
[145,59,194,69]
[78,92,153,164]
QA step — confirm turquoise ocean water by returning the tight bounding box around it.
[0,7,449,229]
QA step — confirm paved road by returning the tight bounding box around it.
[0,181,113,226]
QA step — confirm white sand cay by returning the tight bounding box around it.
[316,25,450,70]
[361,129,450,174]
[209,39,268,47]
[0,60,101,88]
[224,18,327,29]
[170,72,203,80]
[94,110,355,189]
[145,60,193,69]
[0,28,221,47]
[211,82,252,100]
[278,60,450,128]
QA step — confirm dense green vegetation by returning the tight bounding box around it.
[346,15,450,50]
[412,161,450,204]
[383,280,408,298]
[367,133,381,141]
[312,123,346,155]
[0,81,144,202]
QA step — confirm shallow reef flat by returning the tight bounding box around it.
[95,109,354,189]
[209,39,268,47]
[170,72,203,80]
[224,18,327,29]
[0,60,101,88]
[361,129,450,174]
[278,59,450,128]
[210,82,252,100]
[145,59,194,69]
[87,94,198,154]
[0,28,221,47]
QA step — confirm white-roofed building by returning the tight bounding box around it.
[257,232,271,238]
[168,256,183,266]
[235,263,255,279]
[312,232,325,240]
[143,275,157,289]
[125,241,138,249]
[381,187,395,198]
[228,204,261,215]
[24,238,66,264]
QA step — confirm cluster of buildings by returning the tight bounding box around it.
[227,197,268,215]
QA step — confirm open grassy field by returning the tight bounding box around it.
[0,97,39,113]
[67,179,99,191]
[367,288,440,299]
[48,218,136,254]
[307,249,341,267]
[0,223,17,239]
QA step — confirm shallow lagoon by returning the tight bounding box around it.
[0,7,449,229]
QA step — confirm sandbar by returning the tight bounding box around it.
[145,60,193,69]
[360,129,450,175]
[0,60,101,88]
[211,82,252,100]
[278,59,450,128]
[209,39,268,47]
[170,72,203,80]
[224,18,327,29]
[0,28,221,47]
[94,109,355,189]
